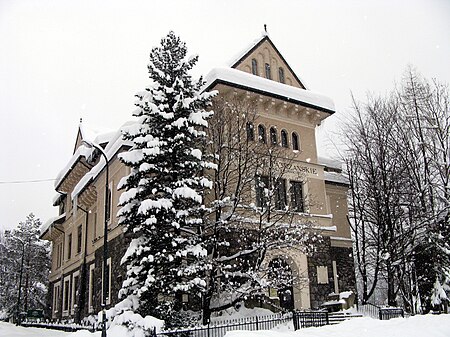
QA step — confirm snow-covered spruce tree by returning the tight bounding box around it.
[0,213,50,319]
[117,32,216,327]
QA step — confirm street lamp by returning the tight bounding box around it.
[82,140,109,337]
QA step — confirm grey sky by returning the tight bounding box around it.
[0,0,449,230]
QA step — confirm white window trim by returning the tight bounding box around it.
[62,275,71,316]
[107,181,113,226]
[102,257,112,305]
[71,271,80,315]
[88,264,95,313]
[53,283,60,316]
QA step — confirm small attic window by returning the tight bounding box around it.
[265,63,271,80]
[251,59,258,75]
[279,67,285,84]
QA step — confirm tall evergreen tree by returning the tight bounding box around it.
[0,213,50,319]
[117,32,216,326]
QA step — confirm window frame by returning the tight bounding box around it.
[71,271,80,315]
[77,224,82,254]
[290,180,304,213]
[102,257,112,305]
[270,127,277,145]
[258,124,267,144]
[251,58,258,75]
[274,178,287,210]
[255,175,270,209]
[246,122,255,141]
[88,264,95,313]
[265,63,272,80]
[292,132,300,151]
[278,67,285,83]
[281,130,289,148]
[62,275,71,316]
[67,233,72,260]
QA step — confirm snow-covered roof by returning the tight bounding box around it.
[52,192,66,206]
[40,213,66,237]
[318,156,343,171]
[54,144,93,188]
[227,31,269,68]
[204,67,335,114]
[227,32,309,90]
[70,121,135,200]
[324,171,350,186]
[79,122,115,145]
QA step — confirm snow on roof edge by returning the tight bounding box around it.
[204,68,335,113]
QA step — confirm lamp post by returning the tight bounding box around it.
[83,140,109,337]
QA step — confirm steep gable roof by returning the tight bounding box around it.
[229,33,308,90]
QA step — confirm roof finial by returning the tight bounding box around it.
[264,24,267,33]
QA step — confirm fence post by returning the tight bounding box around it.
[325,311,329,325]
[401,309,404,318]
[292,311,298,330]
[207,322,210,337]
[255,316,259,330]
[379,309,382,320]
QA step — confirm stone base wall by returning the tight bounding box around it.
[330,246,357,294]
[307,237,333,309]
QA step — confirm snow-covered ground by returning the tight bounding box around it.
[1,314,449,337]
[225,314,450,337]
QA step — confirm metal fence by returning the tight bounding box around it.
[292,311,329,329]
[357,303,404,320]
[154,313,292,337]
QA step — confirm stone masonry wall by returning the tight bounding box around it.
[330,246,357,295]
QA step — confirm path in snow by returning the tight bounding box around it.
[0,322,71,337]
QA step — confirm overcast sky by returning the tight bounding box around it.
[0,0,449,231]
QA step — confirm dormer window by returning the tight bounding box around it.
[265,63,271,80]
[251,59,258,75]
[279,67,285,84]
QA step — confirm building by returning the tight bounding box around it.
[40,33,356,322]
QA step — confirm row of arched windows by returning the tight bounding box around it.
[246,122,300,150]
[252,58,285,84]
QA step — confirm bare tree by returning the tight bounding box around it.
[202,95,319,323]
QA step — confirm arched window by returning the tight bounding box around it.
[270,127,277,145]
[246,122,255,141]
[258,124,266,144]
[292,132,299,151]
[279,67,285,84]
[251,59,258,75]
[281,130,288,148]
[265,63,271,80]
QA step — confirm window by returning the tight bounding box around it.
[102,258,111,305]
[60,201,65,215]
[251,58,258,75]
[332,261,339,294]
[67,234,72,260]
[77,225,82,254]
[255,176,269,208]
[290,181,304,212]
[246,122,255,141]
[270,127,277,145]
[105,183,112,224]
[93,211,99,239]
[62,276,71,315]
[258,124,266,144]
[72,272,80,314]
[88,264,95,313]
[281,130,288,148]
[275,179,287,210]
[56,242,63,268]
[292,132,299,151]
[53,283,60,315]
[279,67,285,83]
[265,63,271,79]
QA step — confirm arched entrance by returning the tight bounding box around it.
[268,258,295,310]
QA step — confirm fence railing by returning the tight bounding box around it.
[357,303,404,320]
[292,311,328,329]
[154,313,292,337]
